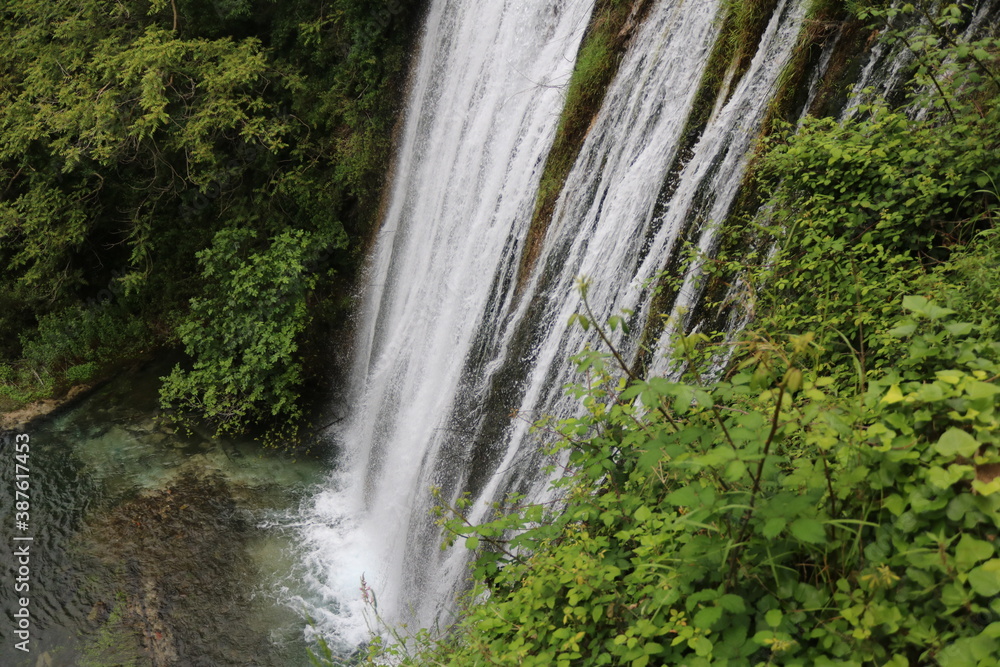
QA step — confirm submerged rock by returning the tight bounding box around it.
[79,471,279,666]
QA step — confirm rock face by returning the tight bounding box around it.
[79,471,276,666]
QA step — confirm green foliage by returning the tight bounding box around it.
[0,0,422,428]
[355,286,999,666]
[0,303,149,405]
[0,0,290,301]
[22,306,148,372]
[159,227,327,438]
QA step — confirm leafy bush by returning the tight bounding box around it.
[353,289,998,666]
[704,0,1000,382]
[159,227,322,438]
[21,305,148,371]
[0,303,149,405]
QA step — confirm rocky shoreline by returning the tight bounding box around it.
[1,383,96,431]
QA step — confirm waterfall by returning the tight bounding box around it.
[298,0,595,644]
[298,0,830,647]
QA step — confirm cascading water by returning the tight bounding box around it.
[298,0,595,644]
[297,0,915,648]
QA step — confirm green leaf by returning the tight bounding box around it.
[968,560,1000,597]
[465,536,479,550]
[718,594,746,614]
[765,609,783,628]
[761,517,786,539]
[955,535,995,571]
[937,634,998,666]
[928,465,971,489]
[643,641,664,655]
[944,322,974,336]
[881,384,905,404]
[666,486,698,507]
[694,606,723,630]
[634,505,652,523]
[724,459,748,483]
[690,636,713,657]
[935,428,980,458]
[884,494,906,516]
[967,381,1000,399]
[789,518,826,544]
[888,322,917,337]
[902,295,929,314]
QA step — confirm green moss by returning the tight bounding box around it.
[79,594,149,667]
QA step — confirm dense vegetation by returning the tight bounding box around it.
[0,0,424,437]
[336,3,1000,665]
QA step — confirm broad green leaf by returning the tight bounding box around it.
[690,635,713,657]
[761,517,786,539]
[888,322,917,337]
[643,641,664,655]
[967,381,1000,399]
[928,465,973,489]
[935,370,963,385]
[935,428,980,457]
[724,459,748,482]
[718,594,746,613]
[790,518,826,544]
[694,606,723,630]
[765,609,782,628]
[968,560,1000,597]
[902,295,929,314]
[955,535,994,570]
[881,384,904,404]
[884,494,906,516]
[944,322,974,336]
[666,486,698,507]
[937,634,998,666]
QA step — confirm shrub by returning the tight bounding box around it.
[159,227,320,438]
[368,292,1000,667]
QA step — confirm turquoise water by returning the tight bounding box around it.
[1,363,329,666]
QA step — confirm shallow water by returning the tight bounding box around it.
[0,362,328,666]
